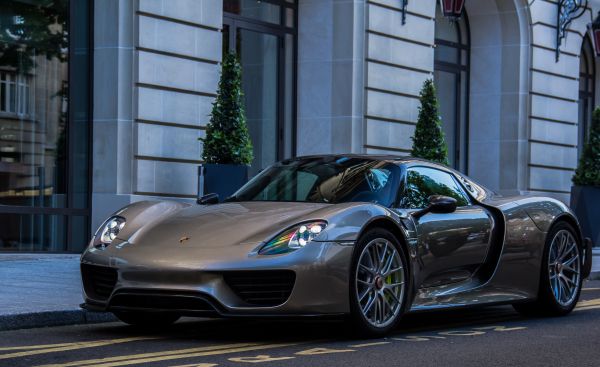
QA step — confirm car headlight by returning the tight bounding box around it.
[91,216,126,248]
[259,221,327,255]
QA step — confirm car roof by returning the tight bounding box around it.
[283,154,494,202]
[290,154,433,166]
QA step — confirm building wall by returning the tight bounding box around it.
[364,0,434,157]
[527,0,596,203]
[92,0,599,231]
[296,0,365,156]
[361,0,596,203]
[92,0,221,230]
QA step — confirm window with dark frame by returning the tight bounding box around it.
[0,0,92,252]
[222,0,297,177]
[434,5,470,173]
[579,35,595,157]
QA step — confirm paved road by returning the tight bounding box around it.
[2,281,600,367]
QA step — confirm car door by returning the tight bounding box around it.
[399,166,493,287]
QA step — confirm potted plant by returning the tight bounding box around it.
[571,107,600,246]
[199,52,253,202]
[411,79,449,165]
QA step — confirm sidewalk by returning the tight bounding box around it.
[0,254,114,331]
[1,250,600,331]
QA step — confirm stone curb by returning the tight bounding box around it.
[0,310,116,332]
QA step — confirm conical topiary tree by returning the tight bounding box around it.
[201,52,253,165]
[411,79,449,166]
[573,107,600,186]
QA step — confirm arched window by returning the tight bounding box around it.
[579,36,595,156]
[434,5,470,172]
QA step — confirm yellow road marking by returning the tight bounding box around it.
[168,364,217,367]
[348,342,390,348]
[37,343,258,367]
[229,355,295,363]
[0,342,93,352]
[582,287,600,291]
[472,326,527,332]
[577,299,600,308]
[0,337,158,361]
[575,305,600,312]
[295,347,355,355]
[81,343,301,367]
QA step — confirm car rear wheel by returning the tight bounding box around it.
[513,222,582,317]
[350,228,409,336]
[113,311,180,327]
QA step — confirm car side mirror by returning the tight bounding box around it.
[197,193,219,205]
[411,195,457,219]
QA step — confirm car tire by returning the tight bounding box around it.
[113,311,180,327]
[349,228,410,337]
[513,221,583,317]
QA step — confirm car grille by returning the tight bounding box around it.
[109,290,217,314]
[81,264,118,301]
[223,270,296,307]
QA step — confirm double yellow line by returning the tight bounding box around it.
[0,337,158,361]
[37,342,301,367]
[575,298,600,312]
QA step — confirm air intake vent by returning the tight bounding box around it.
[109,291,217,314]
[223,270,296,307]
[81,264,118,301]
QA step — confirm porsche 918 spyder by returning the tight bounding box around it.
[81,155,593,335]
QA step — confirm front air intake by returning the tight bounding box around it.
[223,270,296,307]
[81,264,118,301]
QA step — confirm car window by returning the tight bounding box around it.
[259,170,319,201]
[399,167,470,209]
[229,157,401,207]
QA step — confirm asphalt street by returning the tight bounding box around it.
[2,281,600,367]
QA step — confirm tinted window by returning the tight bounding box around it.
[229,157,400,206]
[399,167,470,209]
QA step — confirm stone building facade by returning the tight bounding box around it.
[1,0,598,251]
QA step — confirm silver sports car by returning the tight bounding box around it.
[81,155,593,335]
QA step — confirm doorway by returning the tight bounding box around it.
[223,0,296,176]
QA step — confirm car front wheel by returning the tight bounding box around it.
[349,228,410,336]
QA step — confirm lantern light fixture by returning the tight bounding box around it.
[439,0,466,20]
[556,0,588,61]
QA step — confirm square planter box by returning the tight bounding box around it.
[571,185,600,247]
[199,163,248,202]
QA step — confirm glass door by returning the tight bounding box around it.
[223,0,296,176]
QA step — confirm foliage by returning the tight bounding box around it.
[201,52,253,165]
[573,107,600,186]
[0,0,68,73]
[411,79,449,166]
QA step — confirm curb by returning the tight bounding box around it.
[0,310,116,332]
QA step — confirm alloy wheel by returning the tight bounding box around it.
[355,238,406,328]
[548,229,581,307]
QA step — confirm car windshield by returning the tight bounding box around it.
[228,157,401,206]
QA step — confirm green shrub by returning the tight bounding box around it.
[573,107,600,186]
[411,79,449,166]
[201,52,253,165]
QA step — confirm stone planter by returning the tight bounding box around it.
[199,163,248,202]
[571,185,600,247]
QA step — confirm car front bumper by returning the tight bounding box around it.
[80,241,355,316]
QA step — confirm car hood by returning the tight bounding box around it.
[124,201,331,250]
